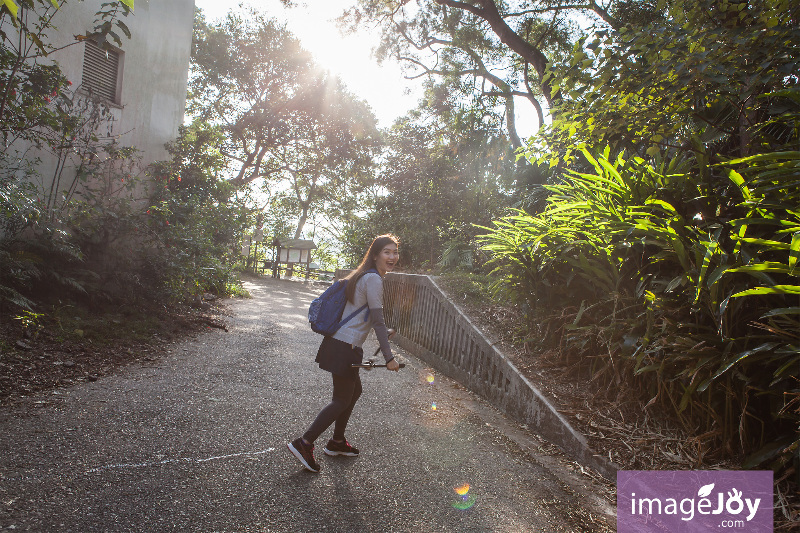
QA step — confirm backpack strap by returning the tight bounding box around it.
[339,303,368,329]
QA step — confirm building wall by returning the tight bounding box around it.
[49,0,195,165]
[0,1,195,265]
[0,0,194,198]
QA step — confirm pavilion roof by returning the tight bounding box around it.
[274,238,316,250]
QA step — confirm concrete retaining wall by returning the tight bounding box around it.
[384,272,614,478]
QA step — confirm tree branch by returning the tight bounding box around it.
[434,0,484,17]
[434,0,557,105]
[501,1,620,29]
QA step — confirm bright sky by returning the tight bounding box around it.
[192,0,421,128]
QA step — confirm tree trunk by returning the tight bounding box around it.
[504,93,523,149]
[294,206,308,240]
[292,171,318,240]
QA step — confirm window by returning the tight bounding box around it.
[81,40,123,104]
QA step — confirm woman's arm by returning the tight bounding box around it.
[368,308,394,362]
[363,274,396,365]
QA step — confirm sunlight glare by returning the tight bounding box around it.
[194,0,418,127]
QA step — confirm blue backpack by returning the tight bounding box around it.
[308,270,375,336]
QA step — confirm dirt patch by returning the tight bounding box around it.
[0,298,230,407]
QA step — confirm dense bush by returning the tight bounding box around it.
[481,147,799,473]
[141,122,251,301]
[1,127,250,313]
[0,49,242,308]
[1,0,143,312]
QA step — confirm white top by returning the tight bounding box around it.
[332,272,383,348]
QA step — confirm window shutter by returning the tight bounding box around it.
[82,40,121,103]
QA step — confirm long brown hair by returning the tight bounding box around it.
[344,234,399,303]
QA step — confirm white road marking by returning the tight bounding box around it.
[85,448,276,474]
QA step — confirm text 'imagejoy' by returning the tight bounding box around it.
[617,470,773,532]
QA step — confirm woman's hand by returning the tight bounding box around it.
[386,358,400,372]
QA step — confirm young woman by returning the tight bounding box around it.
[287,234,400,472]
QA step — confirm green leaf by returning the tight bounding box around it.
[742,438,796,469]
[725,168,752,200]
[790,231,800,271]
[697,342,779,392]
[644,199,678,213]
[670,235,692,273]
[3,0,18,18]
[731,285,800,297]
[761,307,800,318]
[707,263,729,288]
[734,237,790,249]
[116,20,131,39]
[120,0,134,10]
[30,33,47,54]
[728,262,798,275]
[665,274,685,292]
[724,151,800,165]
[773,353,800,380]
[695,239,719,303]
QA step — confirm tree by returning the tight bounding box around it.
[535,0,800,166]
[356,92,515,269]
[269,72,380,239]
[479,0,800,481]
[190,9,313,187]
[189,8,381,240]
[144,120,252,299]
[339,0,634,138]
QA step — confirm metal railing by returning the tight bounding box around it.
[383,272,613,477]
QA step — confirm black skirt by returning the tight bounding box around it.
[315,336,363,379]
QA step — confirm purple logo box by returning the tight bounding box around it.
[617,470,773,532]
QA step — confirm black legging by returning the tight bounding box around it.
[303,372,363,444]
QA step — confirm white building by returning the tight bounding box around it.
[2,0,195,196]
[55,0,194,164]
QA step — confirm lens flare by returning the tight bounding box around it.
[452,484,476,510]
[426,373,435,383]
[431,402,437,410]
[453,495,476,510]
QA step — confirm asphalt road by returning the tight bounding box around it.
[0,275,615,532]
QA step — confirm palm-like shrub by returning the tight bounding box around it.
[480,147,799,472]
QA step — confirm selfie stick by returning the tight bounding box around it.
[352,329,404,369]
